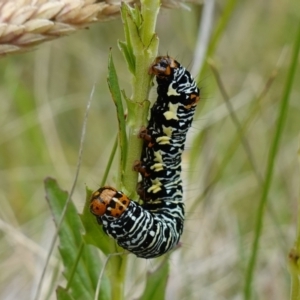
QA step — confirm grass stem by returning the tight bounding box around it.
[244,20,300,300]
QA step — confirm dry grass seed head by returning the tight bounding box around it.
[0,0,198,56]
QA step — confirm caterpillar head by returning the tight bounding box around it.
[149,56,179,79]
[90,186,130,218]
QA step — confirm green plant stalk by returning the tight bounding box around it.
[288,140,300,300]
[108,254,127,300]
[289,247,300,300]
[122,102,149,199]
[140,1,160,46]
[121,0,159,197]
[244,21,300,300]
[122,54,153,197]
[107,2,160,300]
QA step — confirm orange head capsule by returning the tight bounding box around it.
[90,186,117,216]
[90,186,131,218]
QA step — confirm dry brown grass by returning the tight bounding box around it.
[0,0,197,56]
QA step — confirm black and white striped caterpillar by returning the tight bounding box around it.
[90,56,200,259]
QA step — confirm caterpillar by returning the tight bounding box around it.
[90,56,200,259]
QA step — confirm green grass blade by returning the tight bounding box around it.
[118,1,158,196]
[56,286,75,300]
[107,51,127,176]
[100,134,118,187]
[45,178,109,300]
[244,20,300,300]
[289,143,300,299]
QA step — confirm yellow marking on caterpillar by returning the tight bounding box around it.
[162,125,172,137]
[163,103,179,120]
[153,151,163,163]
[150,163,164,172]
[156,136,171,145]
[147,179,162,193]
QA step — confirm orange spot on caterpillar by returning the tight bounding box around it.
[185,93,200,109]
[109,194,130,217]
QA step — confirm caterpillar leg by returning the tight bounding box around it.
[139,126,155,147]
[133,160,151,177]
[136,182,152,202]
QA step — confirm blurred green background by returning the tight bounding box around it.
[0,0,299,299]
